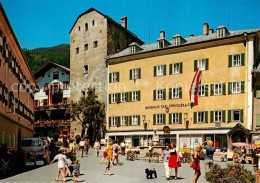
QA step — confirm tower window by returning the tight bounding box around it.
[82,91,85,98]
[92,20,95,26]
[84,44,88,51]
[53,72,59,79]
[85,23,88,31]
[93,41,98,48]
[84,65,89,74]
[78,26,80,31]
[76,47,79,54]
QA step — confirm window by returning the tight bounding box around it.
[85,23,88,31]
[84,65,89,74]
[78,26,80,31]
[53,72,59,80]
[158,41,164,49]
[81,91,85,98]
[121,116,127,126]
[172,63,181,74]
[157,65,164,76]
[232,110,240,122]
[155,114,164,124]
[197,112,206,123]
[43,99,47,106]
[84,44,88,51]
[172,88,179,99]
[156,89,164,100]
[111,117,117,126]
[132,91,139,101]
[121,92,127,102]
[233,54,241,66]
[63,82,69,90]
[198,85,207,96]
[171,113,179,124]
[93,41,98,48]
[34,100,39,107]
[198,59,206,71]
[92,20,95,26]
[110,72,119,82]
[75,47,79,54]
[256,114,260,127]
[232,82,241,94]
[131,68,140,79]
[132,115,139,125]
[130,46,135,54]
[111,94,117,103]
[214,111,222,122]
[174,37,180,46]
[214,83,222,95]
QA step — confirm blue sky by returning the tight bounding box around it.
[1,0,260,49]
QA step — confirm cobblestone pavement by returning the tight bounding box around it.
[0,149,255,183]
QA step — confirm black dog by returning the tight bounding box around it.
[145,168,157,179]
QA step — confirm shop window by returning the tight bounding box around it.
[53,72,59,80]
[121,92,127,102]
[93,41,98,48]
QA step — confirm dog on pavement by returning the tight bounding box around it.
[145,168,157,179]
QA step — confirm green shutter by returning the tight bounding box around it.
[194,60,198,71]
[241,53,245,66]
[228,110,231,122]
[180,62,183,73]
[130,69,132,80]
[154,66,157,76]
[169,88,172,99]
[228,55,232,67]
[138,115,140,126]
[138,68,141,79]
[205,111,208,123]
[117,72,120,82]
[205,58,209,70]
[210,84,214,96]
[163,114,166,124]
[256,114,260,127]
[153,114,156,125]
[205,85,209,96]
[129,91,132,102]
[228,82,232,95]
[109,94,111,104]
[193,112,197,123]
[169,64,173,75]
[210,111,214,122]
[163,89,166,100]
[126,116,129,126]
[222,110,226,122]
[153,90,156,100]
[241,81,245,93]
[109,117,111,127]
[117,116,121,127]
[138,91,141,101]
[179,113,182,124]
[240,109,243,122]
[169,113,172,124]
[222,83,226,95]
[163,65,166,75]
[109,73,112,83]
[129,116,132,126]
[117,93,121,103]
[179,87,182,98]
[126,92,129,102]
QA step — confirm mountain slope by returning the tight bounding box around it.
[23,44,70,73]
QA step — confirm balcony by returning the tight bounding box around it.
[34,120,70,128]
[35,103,70,111]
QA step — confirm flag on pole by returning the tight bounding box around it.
[48,85,52,105]
[189,68,202,107]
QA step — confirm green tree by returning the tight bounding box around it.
[68,88,106,145]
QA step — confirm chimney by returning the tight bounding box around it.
[160,31,165,39]
[209,28,214,34]
[203,23,209,35]
[190,34,194,38]
[121,16,127,29]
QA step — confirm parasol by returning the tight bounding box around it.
[232,142,256,149]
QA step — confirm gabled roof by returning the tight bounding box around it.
[69,8,143,44]
[107,28,260,60]
[227,123,251,136]
[33,61,70,79]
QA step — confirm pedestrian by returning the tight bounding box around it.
[94,139,100,157]
[71,159,80,182]
[120,141,126,155]
[112,140,120,165]
[59,141,71,177]
[162,145,170,180]
[168,143,180,180]
[107,141,113,160]
[67,139,77,162]
[103,156,112,176]
[253,145,260,182]
[49,151,71,183]
[203,140,215,171]
[79,138,85,158]
[100,143,108,164]
[192,145,203,183]
[84,138,89,155]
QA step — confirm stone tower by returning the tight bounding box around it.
[69,8,143,136]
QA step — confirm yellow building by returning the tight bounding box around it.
[106,23,260,151]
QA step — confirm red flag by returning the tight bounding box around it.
[48,85,52,105]
[189,68,202,107]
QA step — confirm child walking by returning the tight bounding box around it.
[49,151,71,183]
[100,144,108,164]
[103,157,112,176]
[71,159,80,182]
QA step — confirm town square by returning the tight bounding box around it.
[0,0,260,182]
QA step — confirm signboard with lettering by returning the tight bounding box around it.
[145,103,191,110]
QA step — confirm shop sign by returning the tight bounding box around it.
[145,103,191,110]
[179,147,191,152]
